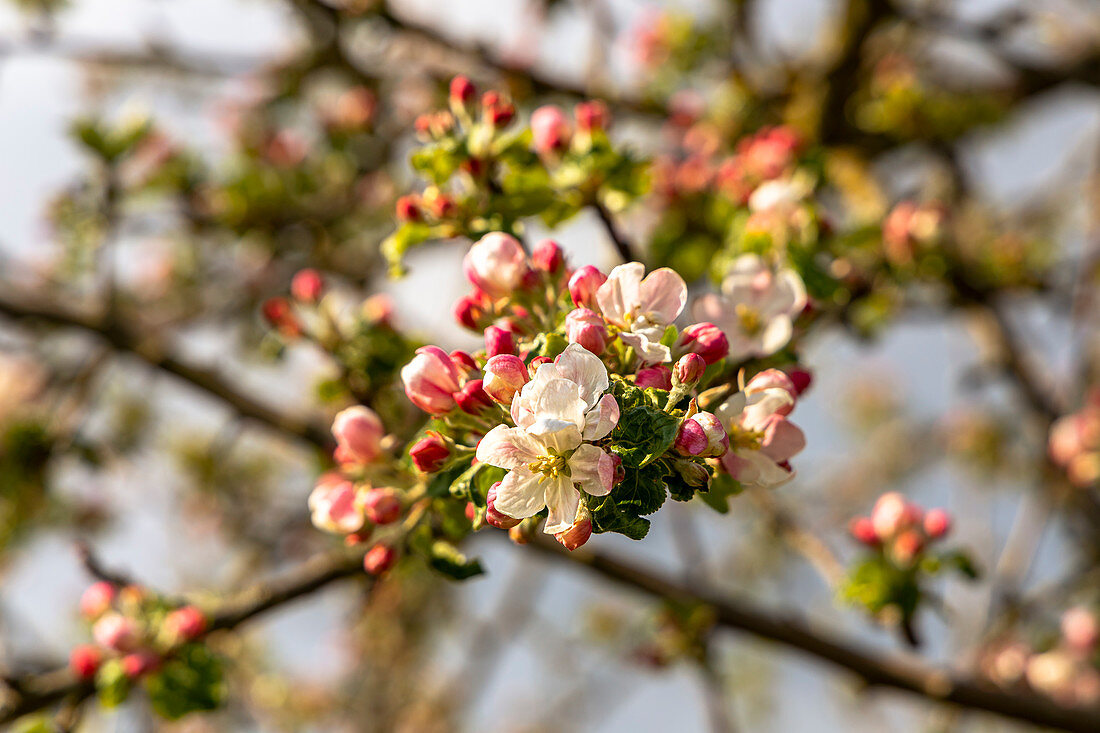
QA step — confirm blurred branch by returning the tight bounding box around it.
[0,291,332,449]
[592,201,637,263]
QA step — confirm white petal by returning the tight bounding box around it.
[493,469,548,519]
[569,444,614,496]
[620,330,672,364]
[550,343,609,408]
[527,418,582,453]
[596,262,644,326]
[583,394,620,440]
[476,425,543,470]
[737,449,794,488]
[758,315,793,356]
[532,377,587,429]
[638,268,688,323]
[542,475,581,534]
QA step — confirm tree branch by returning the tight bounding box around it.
[592,201,637,263]
[0,291,332,450]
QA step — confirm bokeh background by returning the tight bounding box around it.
[1,0,1099,731]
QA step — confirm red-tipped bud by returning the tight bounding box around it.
[456,378,494,414]
[395,194,421,222]
[565,308,608,355]
[486,481,522,529]
[568,265,606,310]
[673,353,707,386]
[465,502,478,522]
[481,91,515,127]
[531,239,566,274]
[849,517,879,546]
[363,488,402,525]
[80,581,116,619]
[575,100,611,132]
[483,354,529,405]
[686,411,728,457]
[465,233,528,297]
[449,349,479,376]
[610,453,625,485]
[891,529,925,565]
[485,325,517,357]
[427,192,456,219]
[164,606,206,642]
[122,652,160,680]
[261,297,301,337]
[454,290,490,331]
[677,323,729,365]
[449,75,476,106]
[70,644,102,679]
[290,268,325,303]
[787,368,813,395]
[923,508,952,539]
[635,365,672,391]
[345,530,371,546]
[555,517,592,551]
[363,544,398,575]
[93,612,139,652]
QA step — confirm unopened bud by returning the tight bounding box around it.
[164,606,206,642]
[483,354,529,405]
[568,265,606,310]
[93,612,139,652]
[121,652,160,680]
[531,239,566,274]
[80,581,116,619]
[449,75,476,107]
[261,297,301,337]
[675,419,708,456]
[673,457,711,487]
[363,544,398,575]
[923,508,951,539]
[363,488,402,525]
[456,378,494,414]
[849,517,879,546]
[485,324,517,357]
[69,644,102,680]
[673,353,706,386]
[395,194,421,222]
[410,431,450,473]
[565,308,608,355]
[290,268,324,303]
[575,100,610,132]
[677,322,729,365]
[635,365,672,390]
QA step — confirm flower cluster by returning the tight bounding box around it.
[842,493,977,640]
[1049,392,1100,488]
[69,581,223,717]
[383,77,646,275]
[981,606,1100,707]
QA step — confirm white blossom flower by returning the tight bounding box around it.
[715,370,805,488]
[596,262,687,364]
[693,254,806,362]
[476,344,619,533]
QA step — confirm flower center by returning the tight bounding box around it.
[735,304,762,335]
[727,423,763,450]
[528,453,570,480]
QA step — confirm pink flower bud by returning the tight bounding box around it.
[486,481,522,529]
[485,325,517,357]
[122,652,160,680]
[290,268,324,303]
[673,353,706,385]
[689,412,729,457]
[450,75,476,106]
[565,308,608,355]
[80,581,116,619]
[309,473,363,533]
[677,322,729,365]
[923,508,951,539]
[635,365,672,391]
[1062,606,1099,652]
[454,290,490,331]
[401,346,463,414]
[483,354,530,405]
[456,379,494,414]
[395,194,421,222]
[364,544,398,575]
[531,105,571,155]
[410,431,450,473]
[164,606,206,642]
[787,368,813,395]
[575,100,610,132]
[363,488,402,525]
[531,239,565,274]
[555,517,592,551]
[675,418,708,456]
[449,350,479,376]
[332,406,384,464]
[465,502,477,521]
[871,492,912,540]
[464,233,528,297]
[849,517,879,546]
[891,529,925,565]
[69,644,102,680]
[93,612,139,652]
[568,265,607,310]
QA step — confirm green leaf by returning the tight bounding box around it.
[380,222,436,276]
[698,473,742,513]
[942,551,981,580]
[95,658,131,708]
[146,644,226,720]
[448,461,505,503]
[607,399,680,468]
[528,331,569,359]
[427,541,484,580]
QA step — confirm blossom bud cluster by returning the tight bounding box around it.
[848,492,952,565]
[1049,392,1100,488]
[70,581,207,684]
